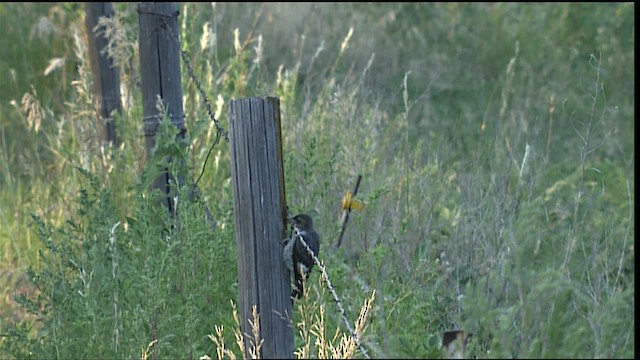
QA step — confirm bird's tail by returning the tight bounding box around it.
[292,267,305,299]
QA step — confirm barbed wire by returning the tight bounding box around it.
[146,8,228,191]
[293,228,371,359]
[144,9,368,356]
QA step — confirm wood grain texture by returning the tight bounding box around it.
[137,2,185,209]
[85,2,121,146]
[229,97,293,358]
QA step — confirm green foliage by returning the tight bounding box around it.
[1,3,633,359]
[2,166,237,358]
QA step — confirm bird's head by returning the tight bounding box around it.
[292,213,314,231]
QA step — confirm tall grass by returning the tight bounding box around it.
[1,3,634,358]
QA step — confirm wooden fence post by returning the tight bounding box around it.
[137,2,186,211]
[229,97,293,358]
[85,2,121,147]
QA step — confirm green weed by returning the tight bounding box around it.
[1,3,633,358]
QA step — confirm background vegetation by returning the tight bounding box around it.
[0,3,634,358]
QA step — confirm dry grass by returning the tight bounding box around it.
[0,3,633,358]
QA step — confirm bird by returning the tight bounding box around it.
[441,330,470,359]
[283,213,320,299]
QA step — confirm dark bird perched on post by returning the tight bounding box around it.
[283,214,320,299]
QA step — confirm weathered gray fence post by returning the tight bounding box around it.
[137,2,185,211]
[85,2,121,147]
[229,97,293,358]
